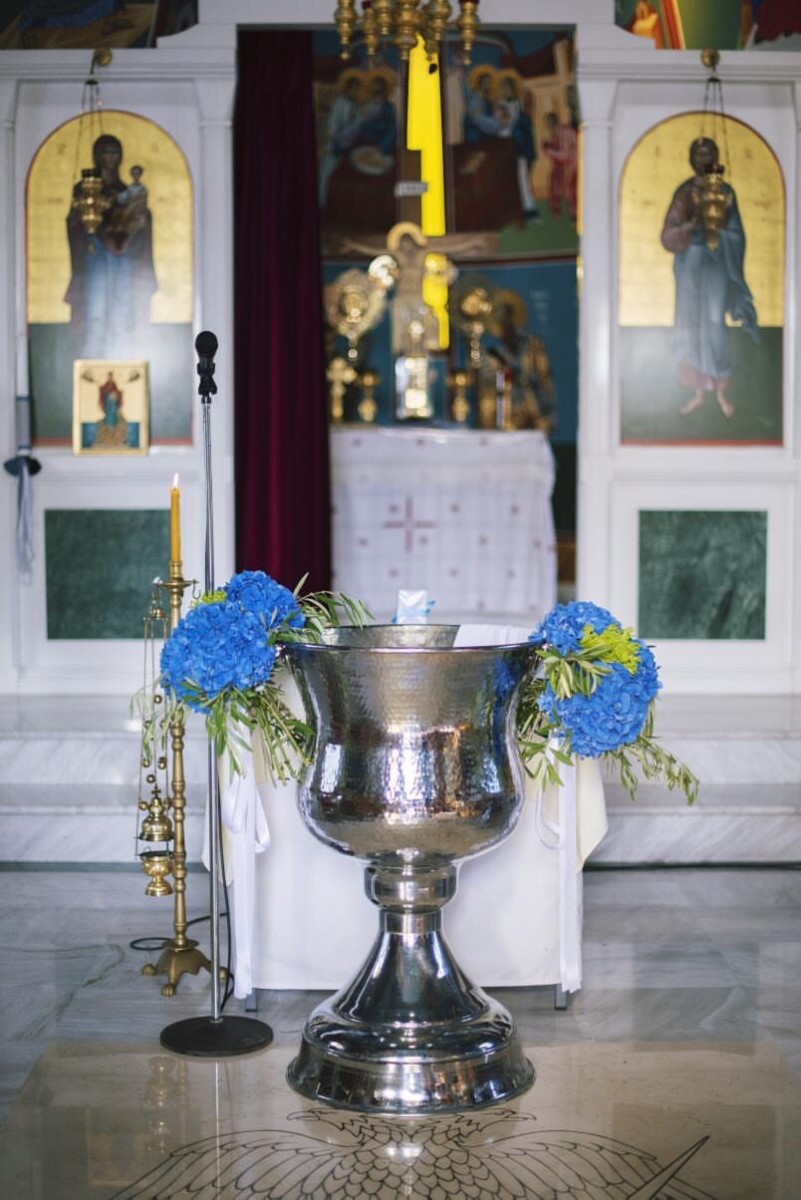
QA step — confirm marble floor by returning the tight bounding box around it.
[0,866,800,1198]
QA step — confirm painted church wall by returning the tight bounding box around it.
[577,34,800,693]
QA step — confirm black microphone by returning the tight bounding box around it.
[195,330,218,399]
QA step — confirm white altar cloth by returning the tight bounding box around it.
[244,771,580,994]
[330,427,557,622]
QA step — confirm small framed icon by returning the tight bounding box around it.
[73,360,149,455]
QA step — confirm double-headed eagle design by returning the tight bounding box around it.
[112,1108,714,1199]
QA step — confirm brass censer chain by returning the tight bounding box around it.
[139,560,211,997]
[137,589,174,897]
[699,50,733,253]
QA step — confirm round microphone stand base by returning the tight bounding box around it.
[160,1015,273,1058]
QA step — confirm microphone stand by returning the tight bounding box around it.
[160,331,273,1057]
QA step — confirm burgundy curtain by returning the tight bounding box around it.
[233,30,331,591]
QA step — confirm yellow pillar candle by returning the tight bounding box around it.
[170,474,181,563]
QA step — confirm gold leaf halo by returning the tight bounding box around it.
[467,63,499,97]
[487,288,528,335]
[335,67,368,95]
[367,65,397,97]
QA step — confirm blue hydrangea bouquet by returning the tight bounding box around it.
[152,576,695,804]
[518,601,697,803]
[156,571,370,780]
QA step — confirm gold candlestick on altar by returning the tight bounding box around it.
[448,369,471,424]
[357,370,380,423]
[327,356,357,424]
[142,556,211,997]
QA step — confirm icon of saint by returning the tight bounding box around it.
[660,136,759,419]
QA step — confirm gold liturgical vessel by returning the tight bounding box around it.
[448,369,470,424]
[700,164,730,252]
[698,50,732,253]
[138,483,211,996]
[358,370,380,423]
[333,0,479,65]
[70,49,115,235]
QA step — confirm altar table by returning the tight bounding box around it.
[330,427,557,622]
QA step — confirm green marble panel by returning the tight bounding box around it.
[638,510,767,640]
[45,510,169,640]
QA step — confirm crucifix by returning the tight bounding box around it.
[327,356,357,424]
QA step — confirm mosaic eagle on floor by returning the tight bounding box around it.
[111,1108,715,1199]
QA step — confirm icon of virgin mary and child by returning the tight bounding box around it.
[65,133,157,357]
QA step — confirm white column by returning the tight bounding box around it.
[792,81,801,692]
[195,76,237,585]
[575,75,617,608]
[0,79,20,692]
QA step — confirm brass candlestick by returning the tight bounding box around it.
[478,388,496,429]
[448,369,471,424]
[357,370,380,423]
[142,559,211,997]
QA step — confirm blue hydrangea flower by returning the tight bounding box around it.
[160,599,276,710]
[541,640,661,757]
[529,600,617,655]
[224,570,304,631]
[530,602,662,756]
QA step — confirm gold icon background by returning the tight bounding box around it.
[27,109,193,326]
[619,112,784,330]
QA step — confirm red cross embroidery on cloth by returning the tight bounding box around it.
[382,497,436,553]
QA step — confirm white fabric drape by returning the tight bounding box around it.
[203,725,272,999]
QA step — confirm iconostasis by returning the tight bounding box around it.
[314,26,580,558]
[576,26,799,693]
[0,43,235,694]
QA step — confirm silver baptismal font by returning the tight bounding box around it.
[283,624,540,1114]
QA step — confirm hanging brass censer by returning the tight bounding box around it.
[137,586,174,897]
[700,164,731,252]
[70,49,113,246]
[73,168,112,236]
[698,49,733,253]
[334,0,479,65]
